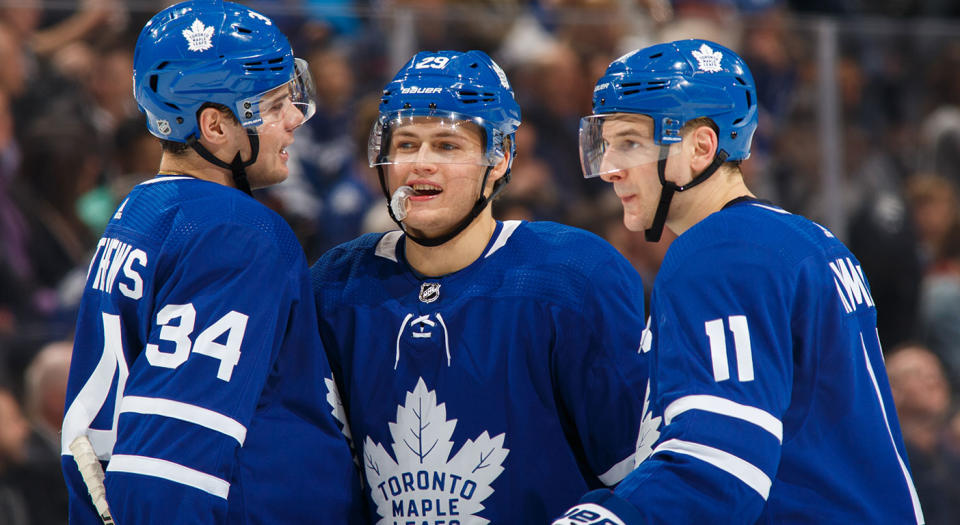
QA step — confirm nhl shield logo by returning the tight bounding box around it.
[156,120,172,135]
[419,282,440,303]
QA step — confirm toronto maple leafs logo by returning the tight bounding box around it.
[325,376,354,445]
[363,378,509,524]
[692,43,723,73]
[634,379,662,464]
[182,19,214,52]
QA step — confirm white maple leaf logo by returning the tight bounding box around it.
[363,377,509,524]
[325,376,354,444]
[182,19,214,52]
[634,379,662,464]
[691,43,723,73]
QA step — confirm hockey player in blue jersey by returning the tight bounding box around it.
[554,39,924,524]
[60,1,363,523]
[310,50,649,523]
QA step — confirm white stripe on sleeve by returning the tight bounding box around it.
[107,454,230,499]
[119,396,247,445]
[664,395,783,443]
[653,438,772,500]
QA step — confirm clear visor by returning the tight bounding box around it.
[368,111,498,168]
[579,113,679,178]
[237,57,316,129]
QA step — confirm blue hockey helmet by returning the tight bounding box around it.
[368,50,521,175]
[133,0,316,143]
[581,39,757,178]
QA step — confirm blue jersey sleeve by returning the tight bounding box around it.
[552,245,648,488]
[612,237,797,522]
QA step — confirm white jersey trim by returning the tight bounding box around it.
[140,176,194,185]
[597,453,635,486]
[860,333,925,524]
[375,230,404,262]
[484,220,522,258]
[748,202,790,215]
[653,438,771,500]
[107,454,230,499]
[664,395,783,443]
[119,396,247,445]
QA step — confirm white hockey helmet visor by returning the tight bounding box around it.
[579,113,681,178]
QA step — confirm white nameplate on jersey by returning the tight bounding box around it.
[419,282,440,303]
[87,237,147,300]
[363,378,509,523]
[553,503,626,525]
[829,257,874,314]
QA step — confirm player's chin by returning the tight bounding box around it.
[622,212,648,233]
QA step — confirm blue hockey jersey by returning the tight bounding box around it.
[61,175,363,524]
[570,200,922,524]
[311,220,649,524]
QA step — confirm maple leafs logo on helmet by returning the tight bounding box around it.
[182,19,214,52]
[691,43,723,73]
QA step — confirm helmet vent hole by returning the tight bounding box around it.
[470,63,479,68]
[164,102,180,110]
[735,76,746,85]
[649,52,663,58]
[236,26,252,34]
[733,117,744,125]
[149,74,159,93]
[745,90,753,108]
[156,61,169,70]
[622,89,640,96]
[268,57,284,64]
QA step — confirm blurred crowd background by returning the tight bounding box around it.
[1,0,959,523]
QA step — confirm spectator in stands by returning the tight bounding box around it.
[0,384,29,525]
[20,340,71,525]
[887,343,960,525]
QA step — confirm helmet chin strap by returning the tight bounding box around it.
[377,165,509,248]
[187,132,260,196]
[645,145,729,242]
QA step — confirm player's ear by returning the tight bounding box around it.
[197,106,233,145]
[688,124,719,173]
[490,148,510,183]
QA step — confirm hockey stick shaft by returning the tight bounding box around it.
[69,435,116,525]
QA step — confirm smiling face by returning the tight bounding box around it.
[383,117,505,237]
